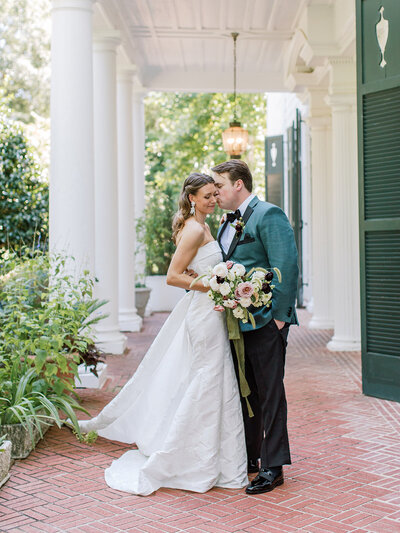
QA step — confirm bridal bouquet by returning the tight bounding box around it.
[196,261,281,328]
[191,261,281,418]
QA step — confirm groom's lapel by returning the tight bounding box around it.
[226,196,258,259]
[217,219,229,261]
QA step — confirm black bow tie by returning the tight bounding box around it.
[226,209,241,223]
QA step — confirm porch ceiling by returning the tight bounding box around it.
[101,0,311,92]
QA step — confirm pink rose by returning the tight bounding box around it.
[235,282,254,299]
[214,305,225,312]
[226,261,234,269]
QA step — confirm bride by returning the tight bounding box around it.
[79,173,248,495]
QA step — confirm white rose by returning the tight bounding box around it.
[239,297,252,308]
[212,262,228,278]
[219,282,231,296]
[227,270,236,281]
[252,270,265,280]
[233,307,245,319]
[209,276,220,291]
[231,263,246,277]
[223,299,236,308]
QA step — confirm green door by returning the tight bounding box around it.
[357,0,400,401]
[287,110,303,307]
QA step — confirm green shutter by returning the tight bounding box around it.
[363,87,400,219]
[357,0,400,401]
[287,110,303,308]
[265,135,284,209]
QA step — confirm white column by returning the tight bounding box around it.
[93,32,127,354]
[307,97,334,329]
[326,87,361,350]
[50,0,95,274]
[132,89,147,280]
[117,69,142,331]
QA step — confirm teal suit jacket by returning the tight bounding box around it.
[217,196,299,332]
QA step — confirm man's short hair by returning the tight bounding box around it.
[211,160,253,192]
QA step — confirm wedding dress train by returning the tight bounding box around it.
[79,241,248,495]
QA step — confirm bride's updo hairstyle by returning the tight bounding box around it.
[172,172,215,244]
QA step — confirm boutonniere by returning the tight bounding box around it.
[231,217,245,239]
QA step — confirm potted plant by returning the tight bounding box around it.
[74,342,108,389]
[0,434,12,487]
[134,273,152,319]
[0,249,106,456]
[0,359,89,458]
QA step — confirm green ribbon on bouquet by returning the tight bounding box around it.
[226,309,254,418]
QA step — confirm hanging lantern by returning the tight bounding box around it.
[222,121,249,159]
[222,33,249,159]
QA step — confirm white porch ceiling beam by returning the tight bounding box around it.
[168,0,187,70]
[291,0,309,31]
[141,0,166,68]
[241,0,255,64]
[219,0,227,31]
[267,0,280,32]
[129,28,294,41]
[193,0,202,31]
[142,69,285,92]
[98,0,145,85]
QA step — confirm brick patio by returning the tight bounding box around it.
[1,310,400,533]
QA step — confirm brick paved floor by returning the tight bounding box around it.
[1,310,400,533]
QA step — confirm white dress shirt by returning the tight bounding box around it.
[220,194,255,255]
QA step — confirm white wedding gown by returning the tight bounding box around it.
[79,241,248,495]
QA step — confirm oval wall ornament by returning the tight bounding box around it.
[270,142,278,168]
[376,6,389,68]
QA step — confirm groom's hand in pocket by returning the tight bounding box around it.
[274,319,285,330]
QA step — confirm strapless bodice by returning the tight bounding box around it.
[187,241,223,275]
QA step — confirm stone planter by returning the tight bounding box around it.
[74,362,107,389]
[0,417,52,459]
[135,287,152,318]
[0,440,12,488]
[145,275,185,313]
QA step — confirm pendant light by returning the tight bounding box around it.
[222,32,249,159]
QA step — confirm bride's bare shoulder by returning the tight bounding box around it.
[176,219,205,247]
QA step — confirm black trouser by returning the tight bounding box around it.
[231,319,291,468]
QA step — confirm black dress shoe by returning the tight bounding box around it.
[245,468,284,495]
[247,458,260,474]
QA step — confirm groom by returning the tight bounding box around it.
[212,160,299,495]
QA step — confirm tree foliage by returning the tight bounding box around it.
[0,114,48,250]
[145,92,266,196]
[0,0,51,122]
[136,184,177,275]
[142,91,267,274]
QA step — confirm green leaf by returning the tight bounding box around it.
[248,312,256,329]
[273,267,282,283]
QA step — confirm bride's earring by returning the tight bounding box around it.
[190,201,196,215]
